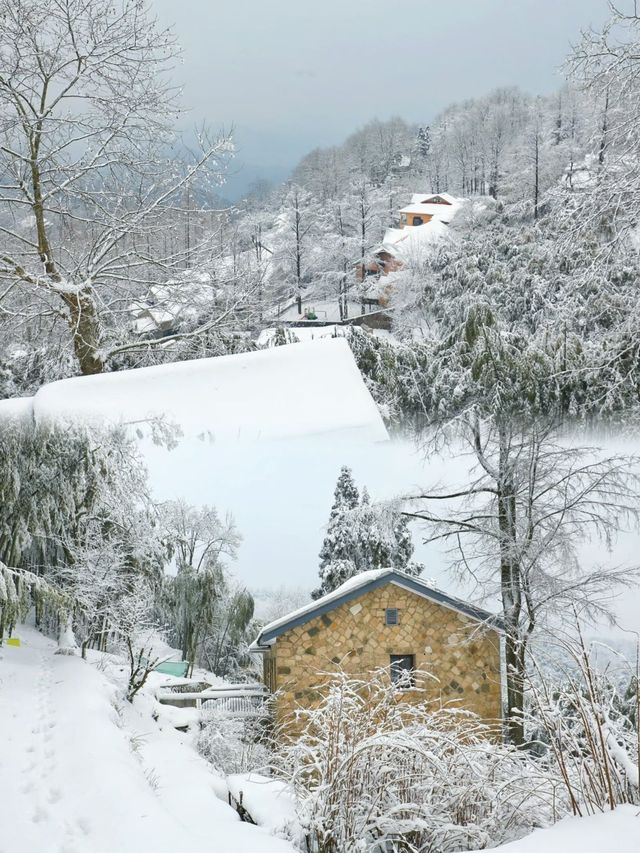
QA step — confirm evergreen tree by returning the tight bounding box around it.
[317,466,360,573]
[417,125,431,160]
[313,469,421,599]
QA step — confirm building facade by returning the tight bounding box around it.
[252,570,503,733]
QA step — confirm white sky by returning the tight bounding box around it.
[151,0,610,195]
[144,430,640,639]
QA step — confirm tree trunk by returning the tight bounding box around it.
[497,426,526,746]
[599,88,610,167]
[533,134,540,220]
[504,628,526,746]
[63,290,104,375]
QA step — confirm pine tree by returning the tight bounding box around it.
[317,466,359,570]
[417,125,431,160]
[313,469,421,599]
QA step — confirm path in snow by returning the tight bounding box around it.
[0,627,294,853]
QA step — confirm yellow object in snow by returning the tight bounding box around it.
[6,637,20,647]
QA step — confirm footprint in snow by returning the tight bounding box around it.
[32,804,49,823]
[76,818,91,836]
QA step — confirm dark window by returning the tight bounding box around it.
[390,654,415,687]
[412,216,424,226]
[385,608,399,626]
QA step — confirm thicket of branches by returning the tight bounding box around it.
[0,419,255,692]
[273,668,564,853]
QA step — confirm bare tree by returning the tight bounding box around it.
[274,184,319,315]
[0,0,232,375]
[405,417,640,746]
[567,2,640,245]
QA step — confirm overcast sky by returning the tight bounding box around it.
[152,0,610,196]
[145,432,640,639]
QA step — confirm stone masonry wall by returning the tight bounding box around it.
[267,584,502,732]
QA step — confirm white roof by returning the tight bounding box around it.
[409,192,458,206]
[0,338,388,443]
[399,193,462,221]
[252,569,390,646]
[378,218,453,260]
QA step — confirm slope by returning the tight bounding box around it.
[0,626,294,853]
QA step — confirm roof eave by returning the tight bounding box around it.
[254,571,504,647]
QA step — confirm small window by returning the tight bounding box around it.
[390,654,415,687]
[412,216,424,226]
[385,608,399,626]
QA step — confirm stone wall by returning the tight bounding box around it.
[265,584,502,733]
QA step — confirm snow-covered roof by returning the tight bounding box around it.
[409,192,458,206]
[399,194,463,221]
[377,218,453,261]
[250,568,503,650]
[0,338,388,443]
[127,271,220,335]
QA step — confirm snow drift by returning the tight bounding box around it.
[0,338,388,443]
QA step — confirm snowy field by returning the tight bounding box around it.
[0,625,295,853]
[485,805,640,853]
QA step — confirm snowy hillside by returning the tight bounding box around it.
[0,626,295,853]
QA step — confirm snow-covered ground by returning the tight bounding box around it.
[273,300,376,324]
[256,325,340,346]
[486,805,640,853]
[3,624,639,852]
[227,774,300,843]
[0,625,294,853]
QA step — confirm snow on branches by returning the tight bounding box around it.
[273,667,563,853]
[313,466,422,599]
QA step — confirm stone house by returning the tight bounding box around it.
[251,568,503,732]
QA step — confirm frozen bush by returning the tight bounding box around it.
[197,708,271,775]
[272,668,564,853]
[528,628,640,814]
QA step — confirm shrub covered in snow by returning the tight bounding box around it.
[197,708,271,775]
[273,668,564,853]
[528,630,640,814]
